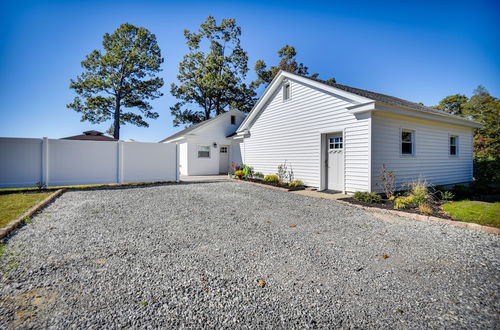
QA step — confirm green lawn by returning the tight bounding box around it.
[0,192,52,228]
[442,200,500,229]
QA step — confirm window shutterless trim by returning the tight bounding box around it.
[400,128,415,156]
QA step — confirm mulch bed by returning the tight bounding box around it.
[235,178,305,191]
[339,197,454,220]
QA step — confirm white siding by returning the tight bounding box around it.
[181,111,246,176]
[241,78,370,191]
[371,112,474,190]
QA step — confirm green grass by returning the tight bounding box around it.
[0,192,52,228]
[0,180,176,193]
[442,200,500,228]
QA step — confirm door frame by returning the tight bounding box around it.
[218,144,230,174]
[318,128,346,193]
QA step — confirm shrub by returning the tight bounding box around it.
[394,195,426,209]
[35,181,47,190]
[288,180,303,188]
[452,184,470,200]
[378,164,396,198]
[439,190,455,201]
[474,157,500,185]
[242,165,254,179]
[234,170,244,179]
[277,162,288,184]
[418,203,433,215]
[254,172,264,179]
[353,192,382,204]
[263,174,279,183]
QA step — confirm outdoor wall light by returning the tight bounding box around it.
[213,142,217,148]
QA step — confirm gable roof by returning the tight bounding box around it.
[237,70,480,133]
[160,110,244,143]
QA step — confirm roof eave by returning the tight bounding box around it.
[374,102,482,128]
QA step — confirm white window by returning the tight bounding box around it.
[230,115,236,125]
[329,137,343,150]
[220,146,228,153]
[198,145,210,158]
[401,129,414,155]
[449,136,458,156]
[283,82,290,101]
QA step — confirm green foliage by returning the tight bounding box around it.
[433,94,468,116]
[254,172,264,179]
[67,23,164,139]
[263,174,279,183]
[251,45,332,89]
[378,164,396,198]
[435,86,499,159]
[170,16,256,126]
[442,200,500,229]
[234,170,244,179]
[474,158,500,185]
[353,192,382,204]
[288,180,304,188]
[242,165,253,179]
[439,190,455,201]
[451,184,470,200]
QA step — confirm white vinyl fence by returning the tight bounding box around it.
[0,137,179,188]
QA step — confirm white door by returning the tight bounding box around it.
[219,145,229,174]
[326,133,344,191]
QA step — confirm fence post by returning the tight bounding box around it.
[176,143,180,182]
[117,140,124,184]
[41,137,49,186]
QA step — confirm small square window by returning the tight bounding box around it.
[220,146,228,153]
[283,83,290,101]
[329,137,343,150]
[230,115,236,125]
[449,136,458,155]
[198,145,210,158]
[401,130,414,155]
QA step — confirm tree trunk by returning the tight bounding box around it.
[113,96,121,139]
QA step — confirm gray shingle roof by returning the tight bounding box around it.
[296,73,474,122]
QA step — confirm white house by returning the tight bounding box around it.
[160,110,246,175]
[233,70,480,193]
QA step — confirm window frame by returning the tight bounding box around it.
[197,145,211,159]
[283,81,291,102]
[449,135,459,156]
[400,128,415,156]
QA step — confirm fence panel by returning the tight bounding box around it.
[0,138,43,188]
[0,137,179,188]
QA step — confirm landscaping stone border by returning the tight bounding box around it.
[334,199,500,235]
[0,189,65,239]
[234,179,500,235]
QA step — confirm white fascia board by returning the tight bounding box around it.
[237,71,372,133]
[374,102,482,128]
[346,102,376,115]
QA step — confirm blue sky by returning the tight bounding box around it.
[0,0,499,141]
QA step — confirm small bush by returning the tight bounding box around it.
[234,170,244,179]
[242,165,253,179]
[288,180,303,188]
[439,190,455,201]
[35,181,47,190]
[378,164,396,198]
[418,203,433,215]
[254,172,264,179]
[353,192,382,204]
[263,174,279,183]
[394,195,426,209]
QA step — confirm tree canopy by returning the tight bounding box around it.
[435,86,500,159]
[170,16,255,127]
[67,23,164,139]
[250,45,333,89]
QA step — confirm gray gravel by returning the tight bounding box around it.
[0,181,499,329]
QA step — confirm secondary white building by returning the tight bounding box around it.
[160,110,245,175]
[233,71,480,193]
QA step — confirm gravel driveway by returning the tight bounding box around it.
[1,181,499,328]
